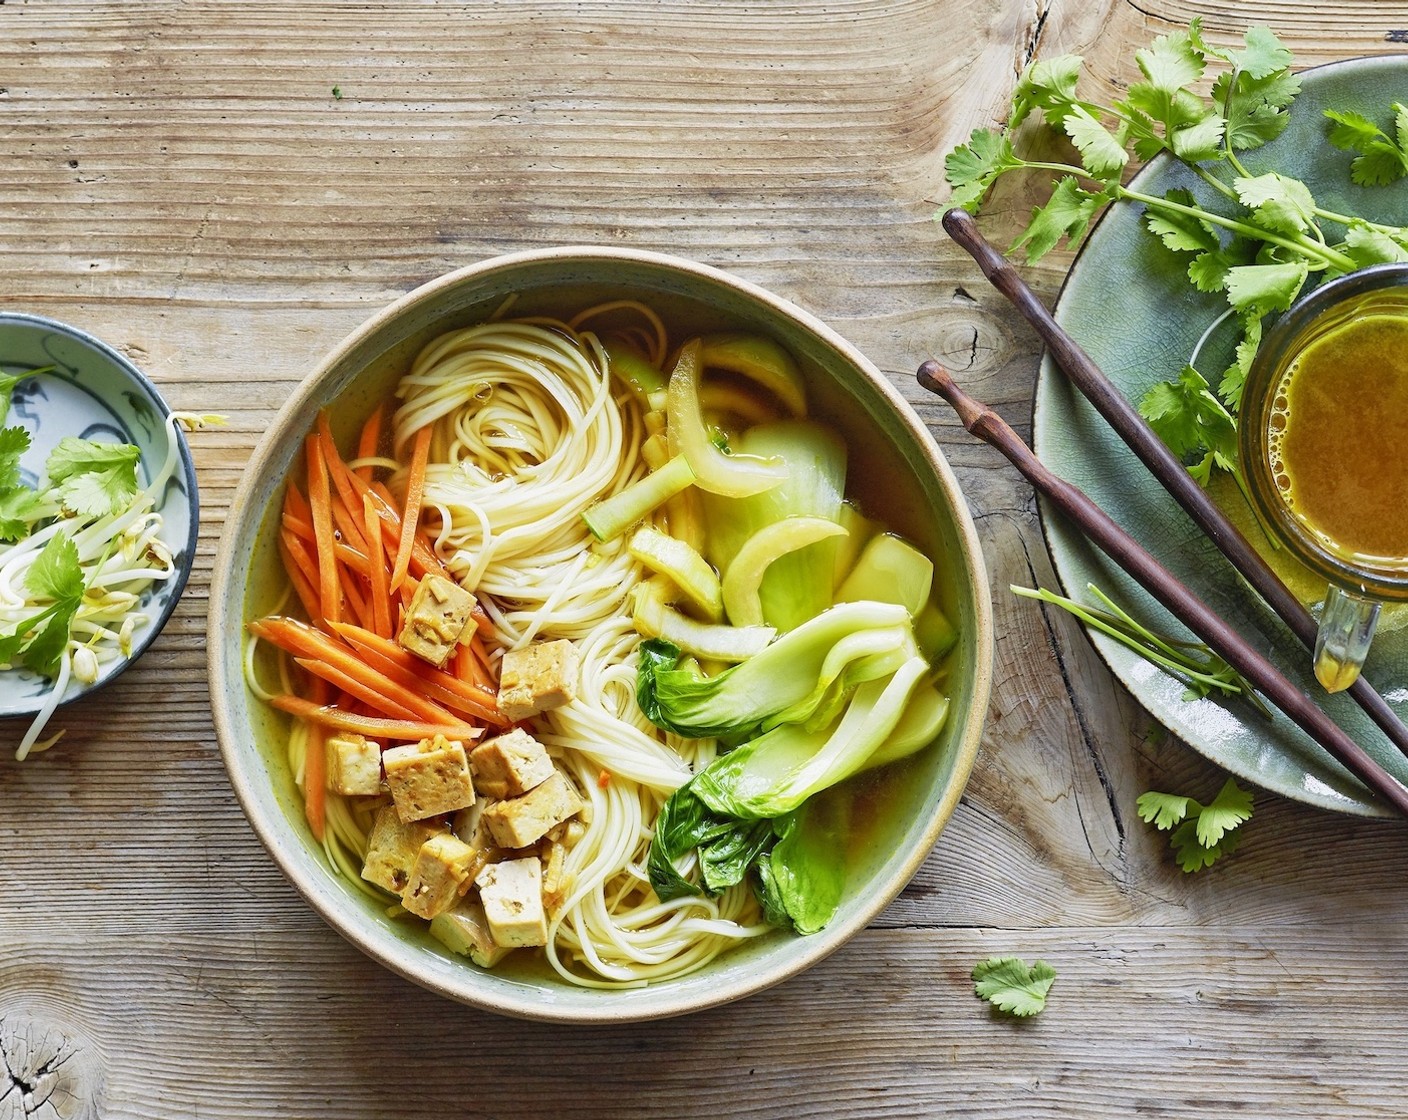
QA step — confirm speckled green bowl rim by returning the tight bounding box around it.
[208,246,992,1022]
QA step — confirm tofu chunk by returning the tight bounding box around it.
[470,727,555,799]
[361,806,445,894]
[397,574,478,668]
[402,833,479,920]
[497,639,578,723]
[429,897,512,968]
[483,770,583,850]
[383,735,475,822]
[475,857,548,948]
[325,732,383,796]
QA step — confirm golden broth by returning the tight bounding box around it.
[1269,291,1408,568]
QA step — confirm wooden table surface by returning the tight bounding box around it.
[5,2,1408,1117]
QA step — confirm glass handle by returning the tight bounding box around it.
[1314,585,1381,693]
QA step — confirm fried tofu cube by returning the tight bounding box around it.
[475,857,548,948]
[470,727,555,799]
[402,833,480,920]
[497,639,578,723]
[383,735,475,822]
[361,806,445,894]
[482,770,583,850]
[325,732,383,796]
[397,574,478,668]
[429,897,512,968]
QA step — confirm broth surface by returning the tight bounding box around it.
[1272,303,1408,565]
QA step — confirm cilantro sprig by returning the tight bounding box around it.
[1137,778,1254,871]
[972,957,1056,1018]
[945,20,1408,488]
[1012,582,1269,715]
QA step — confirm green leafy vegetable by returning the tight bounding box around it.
[754,792,850,935]
[636,600,915,740]
[944,20,1408,487]
[1325,102,1408,186]
[972,957,1057,1018]
[47,437,141,519]
[1137,778,1254,871]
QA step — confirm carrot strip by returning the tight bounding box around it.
[294,657,424,722]
[250,616,464,724]
[317,414,371,555]
[338,564,373,632]
[390,425,433,593]
[330,488,370,556]
[270,694,482,741]
[283,481,312,525]
[306,434,340,625]
[282,511,371,576]
[355,403,384,482]
[356,475,448,581]
[277,533,322,631]
[331,621,505,724]
[469,632,498,691]
[363,494,392,639]
[304,676,331,840]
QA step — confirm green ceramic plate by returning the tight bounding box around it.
[1033,55,1408,817]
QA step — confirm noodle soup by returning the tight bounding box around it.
[216,249,990,1019]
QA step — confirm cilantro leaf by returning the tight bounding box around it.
[1235,172,1317,234]
[972,957,1056,1018]
[1341,222,1408,268]
[1219,314,1263,411]
[1170,818,1240,872]
[46,437,141,519]
[1195,777,1255,847]
[0,425,31,493]
[1144,189,1221,254]
[0,487,47,542]
[1012,176,1110,263]
[1224,261,1307,316]
[1138,364,1237,475]
[1141,778,1253,872]
[944,128,1019,212]
[1010,54,1084,130]
[1325,103,1408,186]
[1135,28,1204,96]
[18,533,85,677]
[1062,106,1128,179]
[1135,790,1194,831]
[0,365,54,428]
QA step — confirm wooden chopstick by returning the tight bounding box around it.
[916,360,1408,818]
[941,206,1408,761]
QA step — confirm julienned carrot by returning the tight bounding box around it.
[330,621,504,724]
[280,510,372,577]
[355,403,384,483]
[338,568,372,633]
[304,676,331,840]
[270,693,483,742]
[278,532,322,623]
[363,493,392,639]
[317,413,371,555]
[390,425,433,593]
[284,480,312,524]
[306,434,340,625]
[366,478,447,580]
[294,657,424,722]
[469,632,498,692]
[250,615,465,725]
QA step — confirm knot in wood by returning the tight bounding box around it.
[0,1012,102,1120]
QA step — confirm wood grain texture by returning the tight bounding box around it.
[4,1,1408,1116]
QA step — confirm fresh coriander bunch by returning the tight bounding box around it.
[945,20,1408,487]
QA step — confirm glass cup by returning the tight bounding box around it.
[1239,263,1408,693]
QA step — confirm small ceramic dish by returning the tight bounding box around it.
[0,312,199,725]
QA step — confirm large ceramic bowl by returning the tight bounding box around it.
[207,246,992,1021]
[0,313,198,726]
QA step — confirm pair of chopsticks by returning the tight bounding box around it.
[924,207,1408,818]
